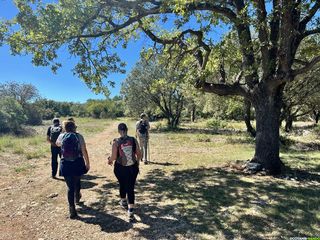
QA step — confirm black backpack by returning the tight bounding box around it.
[138,120,148,134]
[50,125,62,143]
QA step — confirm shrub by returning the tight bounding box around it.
[153,121,166,131]
[0,97,26,133]
[25,104,42,125]
[206,119,227,131]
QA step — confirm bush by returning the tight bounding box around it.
[41,108,55,120]
[153,121,166,131]
[225,99,245,120]
[206,118,227,131]
[0,97,26,133]
[25,104,42,125]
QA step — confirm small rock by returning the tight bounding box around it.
[246,162,263,171]
[16,211,23,216]
[47,193,58,198]
[251,199,268,206]
[20,204,27,210]
[30,202,39,207]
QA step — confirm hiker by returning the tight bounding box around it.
[108,123,142,222]
[56,120,90,219]
[46,118,62,178]
[136,113,150,164]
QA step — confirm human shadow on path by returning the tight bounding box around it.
[80,174,105,189]
[77,202,132,233]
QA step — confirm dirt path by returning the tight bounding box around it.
[1,122,184,240]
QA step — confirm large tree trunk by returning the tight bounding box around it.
[244,99,256,137]
[253,90,284,175]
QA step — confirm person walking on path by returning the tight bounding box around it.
[108,123,142,222]
[46,118,62,178]
[56,120,90,219]
[136,113,150,164]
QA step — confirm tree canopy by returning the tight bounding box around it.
[122,57,185,128]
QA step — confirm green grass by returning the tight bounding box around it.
[14,164,32,173]
[129,119,320,239]
[12,145,25,155]
[0,136,15,150]
[73,117,112,135]
[0,117,112,161]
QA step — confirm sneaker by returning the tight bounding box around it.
[69,206,78,219]
[120,199,128,209]
[128,210,135,222]
[75,192,82,204]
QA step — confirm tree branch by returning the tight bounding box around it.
[303,27,320,37]
[233,0,259,88]
[195,72,248,97]
[253,0,270,74]
[299,0,320,31]
[269,0,280,72]
[292,56,320,76]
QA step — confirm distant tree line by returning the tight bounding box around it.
[1,74,318,135]
[0,82,125,133]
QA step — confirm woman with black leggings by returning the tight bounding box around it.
[108,123,141,222]
[56,120,90,219]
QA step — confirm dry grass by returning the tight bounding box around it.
[0,118,319,240]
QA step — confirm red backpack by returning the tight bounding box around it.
[116,136,137,166]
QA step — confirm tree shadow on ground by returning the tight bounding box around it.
[146,161,179,166]
[281,166,320,182]
[132,167,319,239]
[77,202,132,233]
[79,167,319,239]
[152,127,246,136]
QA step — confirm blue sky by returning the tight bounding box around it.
[0,0,227,103]
[0,0,148,103]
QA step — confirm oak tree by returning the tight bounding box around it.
[2,0,320,174]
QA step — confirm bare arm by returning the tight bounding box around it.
[81,143,90,171]
[108,141,118,165]
[55,134,63,147]
[135,139,142,162]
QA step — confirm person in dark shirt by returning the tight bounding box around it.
[46,118,62,178]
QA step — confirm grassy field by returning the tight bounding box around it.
[134,119,320,239]
[0,118,319,239]
[0,118,112,174]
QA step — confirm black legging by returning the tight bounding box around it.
[114,163,139,204]
[64,176,81,207]
[51,146,61,177]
